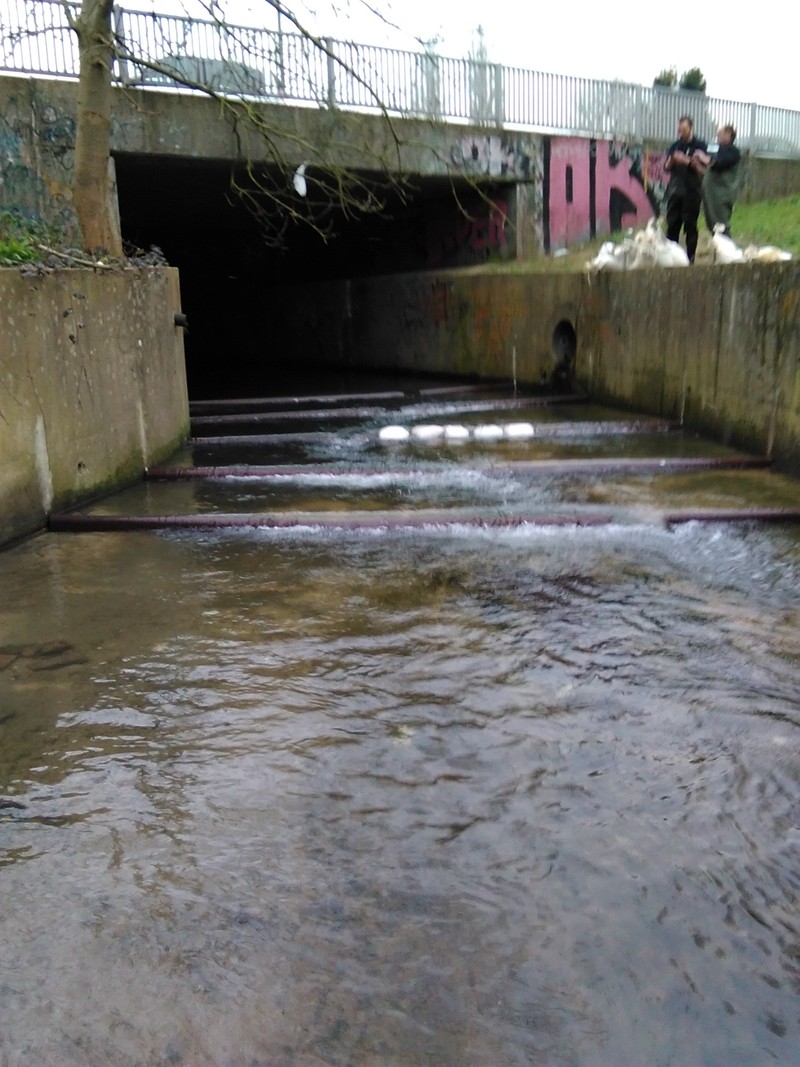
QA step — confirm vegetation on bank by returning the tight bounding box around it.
[0,212,51,265]
[2,196,798,271]
[524,194,800,273]
[0,212,166,270]
[733,195,800,256]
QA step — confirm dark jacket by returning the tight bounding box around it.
[710,143,741,173]
[706,142,741,195]
[666,136,709,196]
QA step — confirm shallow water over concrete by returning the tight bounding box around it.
[2,384,800,1066]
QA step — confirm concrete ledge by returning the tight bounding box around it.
[0,266,189,546]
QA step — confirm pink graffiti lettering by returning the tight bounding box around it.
[595,152,655,231]
[547,137,659,248]
[547,138,593,248]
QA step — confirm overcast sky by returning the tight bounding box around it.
[123,0,800,112]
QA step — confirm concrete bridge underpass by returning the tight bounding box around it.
[114,147,528,399]
[1,74,539,396]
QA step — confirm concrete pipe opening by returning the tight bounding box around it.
[552,320,577,388]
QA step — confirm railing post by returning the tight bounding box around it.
[493,63,503,127]
[749,101,757,151]
[326,37,336,108]
[113,5,131,85]
[276,7,285,94]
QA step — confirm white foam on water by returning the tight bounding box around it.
[222,468,518,492]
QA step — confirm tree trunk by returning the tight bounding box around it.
[73,0,123,255]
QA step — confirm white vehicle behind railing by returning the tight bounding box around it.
[1,0,798,157]
[133,55,266,97]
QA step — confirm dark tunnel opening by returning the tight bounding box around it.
[115,153,509,399]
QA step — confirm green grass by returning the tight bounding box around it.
[732,195,800,256]
[0,212,46,265]
[486,193,800,273]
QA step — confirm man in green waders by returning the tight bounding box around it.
[702,125,742,237]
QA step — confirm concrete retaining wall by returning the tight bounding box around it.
[579,264,800,468]
[594,260,800,463]
[274,262,800,473]
[740,156,800,203]
[0,266,189,546]
[280,270,582,385]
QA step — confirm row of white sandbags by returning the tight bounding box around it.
[379,422,537,442]
[586,219,793,271]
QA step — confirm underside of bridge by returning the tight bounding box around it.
[115,153,512,398]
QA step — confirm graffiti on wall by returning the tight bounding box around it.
[446,130,669,256]
[0,90,77,234]
[545,137,669,251]
[611,141,669,208]
[433,132,542,266]
[425,196,509,268]
[450,134,535,180]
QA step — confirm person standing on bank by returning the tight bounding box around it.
[664,115,709,263]
[702,124,742,237]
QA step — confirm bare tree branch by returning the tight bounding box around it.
[36,1,490,253]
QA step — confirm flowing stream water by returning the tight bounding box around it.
[1,378,799,1066]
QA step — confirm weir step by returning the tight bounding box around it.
[49,507,800,534]
[47,385,800,536]
[146,455,772,482]
[188,385,580,414]
[189,419,679,445]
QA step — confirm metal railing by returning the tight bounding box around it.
[2,0,799,157]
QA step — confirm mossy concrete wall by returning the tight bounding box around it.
[274,262,800,473]
[0,267,189,546]
[579,263,800,470]
[275,270,582,385]
[740,156,800,203]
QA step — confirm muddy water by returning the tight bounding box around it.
[2,516,799,1066]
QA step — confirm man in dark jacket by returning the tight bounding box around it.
[664,115,709,263]
[702,125,742,237]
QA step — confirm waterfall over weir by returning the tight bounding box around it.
[50,382,800,533]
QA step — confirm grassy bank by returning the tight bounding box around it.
[732,195,800,255]
[505,193,800,273]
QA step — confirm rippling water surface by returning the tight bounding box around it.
[2,517,800,1065]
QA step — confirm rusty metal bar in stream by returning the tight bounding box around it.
[187,389,583,414]
[146,455,771,481]
[413,391,586,404]
[496,455,771,475]
[49,508,800,534]
[49,512,617,533]
[189,432,333,445]
[148,464,412,479]
[189,395,591,426]
[191,406,392,425]
[663,508,800,526]
[190,391,407,410]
